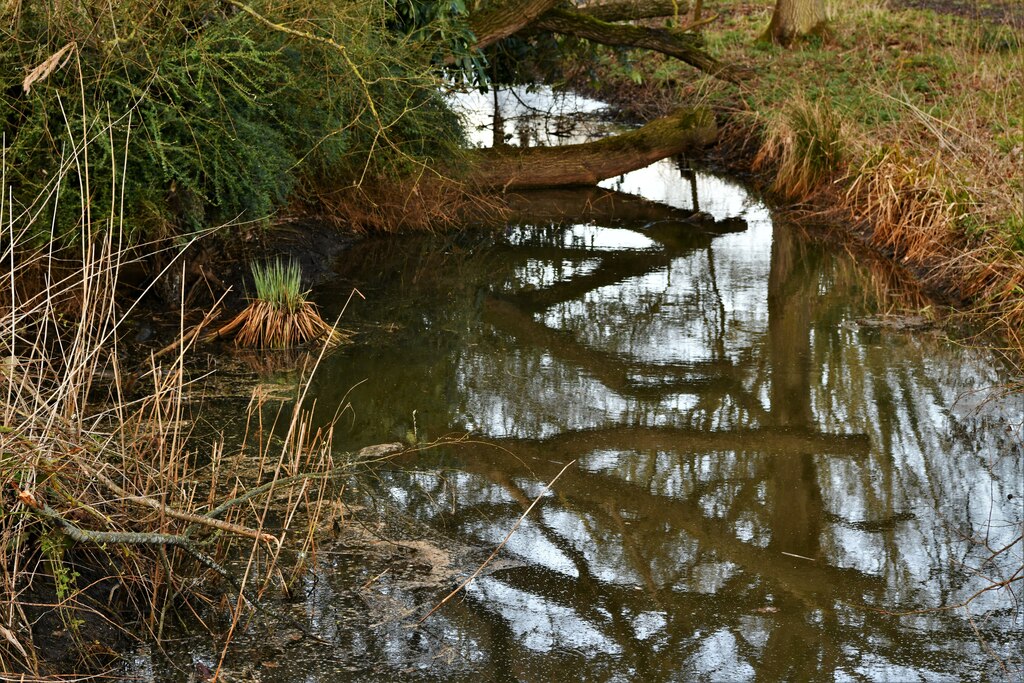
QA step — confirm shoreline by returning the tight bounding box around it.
[563,0,1022,371]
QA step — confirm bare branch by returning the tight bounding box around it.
[534,6,750,82]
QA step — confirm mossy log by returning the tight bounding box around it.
[467,106,716,191]
[463,0,746,82]
[467,0,562,50]
[578,0,691,23]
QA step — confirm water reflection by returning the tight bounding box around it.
[280,159,1024,681]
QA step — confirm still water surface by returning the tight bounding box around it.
[154,90,1024,681]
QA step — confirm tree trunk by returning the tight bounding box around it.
[466,107,716,191]
[460,0,747,82]
[467,0,563,51]
[577,0,689,23]
[761,0,829,46]
[534,7,749,82]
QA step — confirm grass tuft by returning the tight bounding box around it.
[846,147,973,263]
[754,96,845,201]
[252,259,306,315]
[207,259,348,349]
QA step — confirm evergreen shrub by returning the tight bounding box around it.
[0,0,465,242]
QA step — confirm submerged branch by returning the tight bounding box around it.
[206,443,405,520]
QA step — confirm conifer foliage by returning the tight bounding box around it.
[0,0,465,241]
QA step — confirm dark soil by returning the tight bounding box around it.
[888,0,1024,27]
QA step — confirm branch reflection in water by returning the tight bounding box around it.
[276,158,1023,681]
[158,88,1020,681]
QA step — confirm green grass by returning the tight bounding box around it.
[252,259,306,314]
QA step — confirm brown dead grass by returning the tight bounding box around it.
[845,148,967,263]
[218,299,348,349]
[302,174,507,233]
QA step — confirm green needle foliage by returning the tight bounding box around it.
[0,0,467,243]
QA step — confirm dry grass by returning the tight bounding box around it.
[754,96,845,201]
[304,173,507,233]
[689,0,1024,364]
[0,234,349,676]
[230,298,344,349]
[0,117,394,677]
[845,147,968,263]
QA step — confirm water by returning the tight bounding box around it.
[148,89,1024,681]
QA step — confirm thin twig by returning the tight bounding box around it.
[872,569,1024,617]
[23,496,328,644]
[78,461,278,545]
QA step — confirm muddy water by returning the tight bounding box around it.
[149,91,1023,680]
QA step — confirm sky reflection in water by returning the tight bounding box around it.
[209,88,1024,682]
[306,159,1024,680]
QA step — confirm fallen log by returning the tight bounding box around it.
[467,106,716,191]
[535,7,749,82]
[578,0,689,23]
[501,186,702,224]
[467,0,562,51]
[500,187,749,238]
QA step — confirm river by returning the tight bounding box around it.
[139,88,1023,682]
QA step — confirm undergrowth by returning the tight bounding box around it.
[0,0,467,243]
[0,98,398,678]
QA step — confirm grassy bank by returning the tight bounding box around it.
[0,3,472,673]
[576,0,1023,364]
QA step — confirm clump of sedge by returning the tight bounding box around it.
[214,260,345,349]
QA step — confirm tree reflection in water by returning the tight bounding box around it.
[298,166,1023,681]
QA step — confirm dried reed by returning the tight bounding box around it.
[0,113,381,678]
